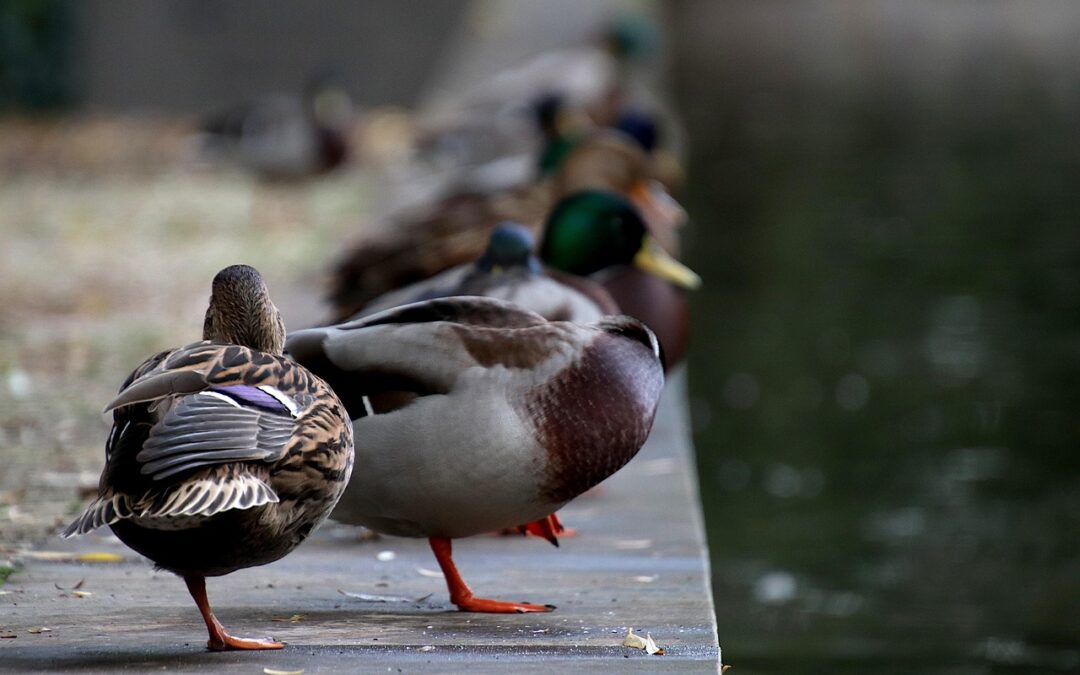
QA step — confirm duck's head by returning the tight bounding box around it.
[613,109,659,153]
[534,94,592,176]
[601,12,659,63]
[203,265,286,354]
[303,70,353,128]
[555,131,685,247]
[476,222,542,274]
[539,191,700,289]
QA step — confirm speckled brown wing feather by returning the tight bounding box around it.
[64,341,352,536]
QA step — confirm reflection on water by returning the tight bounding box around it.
[673,3,1080,672]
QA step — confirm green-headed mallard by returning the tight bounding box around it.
[354,221,618,323]
[286,296,663,612]
[541,190,701,370]
[327,129,680,321]
[64,265,354,651]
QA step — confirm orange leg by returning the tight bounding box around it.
[497,512,578,541]
[428,537,555,613]
[184,575,284,651]
[518,513,577,545]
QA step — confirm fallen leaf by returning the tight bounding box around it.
[614,539,653,550]
[375,550,396,562]
[19,551,123,563]
[418,645,435,652]
[28,627,50,634]
[0,632,15,638]
[20,551,72,561]
[632,575,658,583]
[271,614,304,623]
[622,627,647,650]
[415,567,444,579]
[72,591,92,598]
[721,665,733,673]
[337,589,433,603]
[263,669,304,675]
[77,552,124,563]
[622,627,665,655]
[643,633,665,656]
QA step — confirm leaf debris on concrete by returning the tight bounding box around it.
[337,589,432,603]
[622,627,665,655]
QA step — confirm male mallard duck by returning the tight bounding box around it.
[64,265,354,651]
[541,190,701,370]
[199,74,351,180]
[286,296,664,612]
[327,129,680,321]
[354,221,617,323]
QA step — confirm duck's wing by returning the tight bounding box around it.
[64,343,306,536]
[288,297,580,419]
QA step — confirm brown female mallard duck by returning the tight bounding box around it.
[64,265,354,651]
[286,296,664,612]
[327,129,681,322]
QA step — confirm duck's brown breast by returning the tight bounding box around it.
[520,332,663,504]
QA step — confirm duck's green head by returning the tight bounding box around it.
[603,13,659,63]
[534,94,591,176]
[540,191,701,288]
[477,222,542,274]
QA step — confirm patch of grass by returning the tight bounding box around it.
[0,564,15,586]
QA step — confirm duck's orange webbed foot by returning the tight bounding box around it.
[452,594,555,614]
[207,634,285,652]
[428,536,556,614]
[184,575,285,652]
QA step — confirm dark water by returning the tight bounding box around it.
[673,4,1080,673]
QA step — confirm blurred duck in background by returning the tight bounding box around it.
[327,128,683,321]
[286,296,665,613]
[197,72,352,180]
[64,266,354,651]
[352,221,617,323]
[415,12,660,170]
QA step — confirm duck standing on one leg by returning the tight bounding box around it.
[64,265,354,651]
[286,297,665,613]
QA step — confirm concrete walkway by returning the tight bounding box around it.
[0,372,720,672]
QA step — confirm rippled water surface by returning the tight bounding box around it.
[673,4,1080,673]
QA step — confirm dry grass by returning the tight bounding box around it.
[0,116,384,543]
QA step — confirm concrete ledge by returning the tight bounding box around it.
[0,370,720,672]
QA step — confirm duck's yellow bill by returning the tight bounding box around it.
[633,236,702,290]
